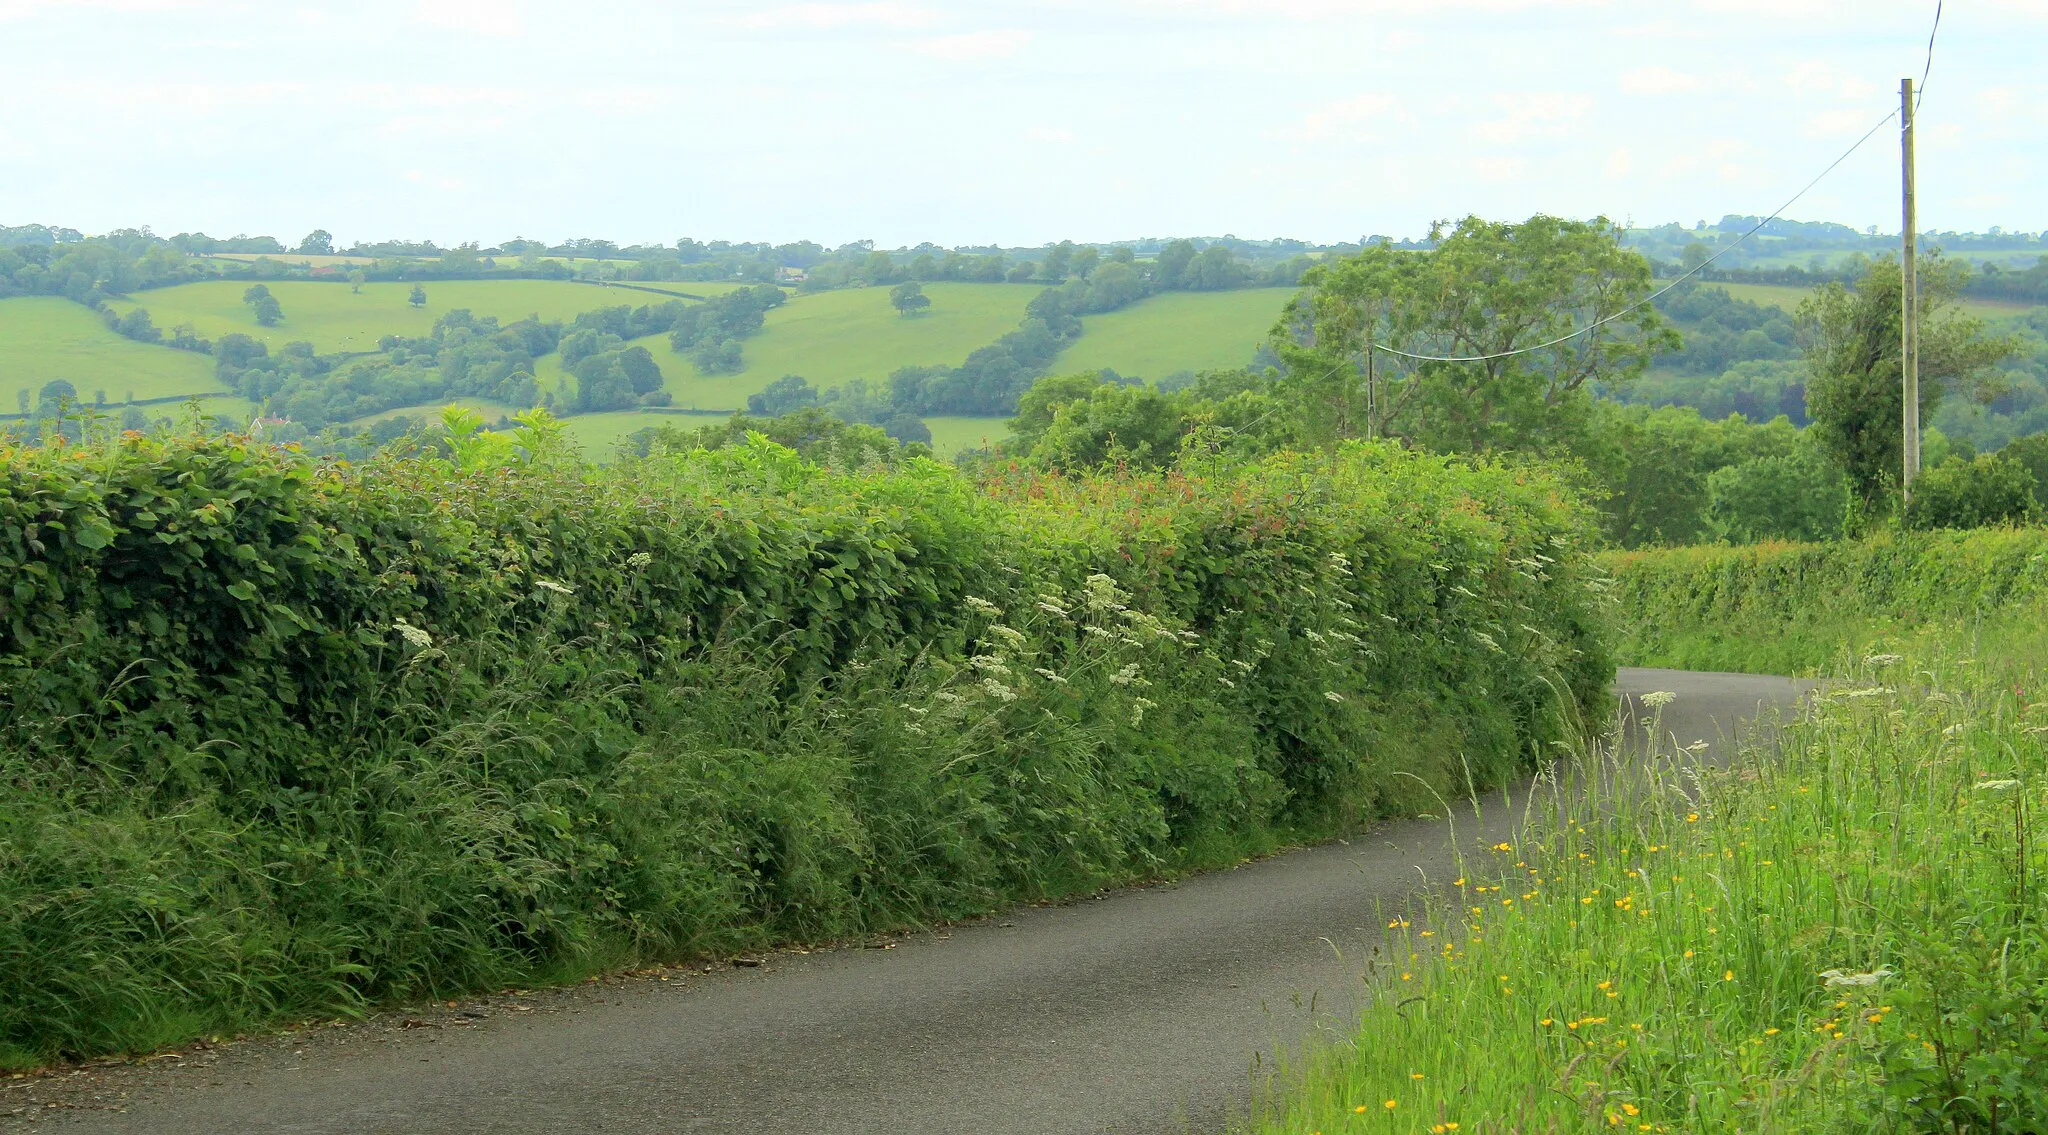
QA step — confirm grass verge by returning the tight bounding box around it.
[1249,604,2048,1133]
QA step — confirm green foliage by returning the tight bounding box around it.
[2003,433,2048,504]
[242,283,283,327]
[1280,215,1678,452]
[0,431,1609,1066]
[1705,445,1851,544]
[1903,453,2040,531]
[1603,527,2048,673]
[1801,254,2017,501]
[889,281,930,316]
[1253,618,2048,1134]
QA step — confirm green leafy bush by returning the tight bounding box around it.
[1704,447,1851,544]
[1903,452,2040,531]
[1603,527,2048,673]
[0,430,1608,1067]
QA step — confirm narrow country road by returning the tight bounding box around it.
[9,669,1810,1135]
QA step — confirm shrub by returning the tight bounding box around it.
[1902,452,2039,531]
[1704,447,1850,544]
[0,430,1609,1066]
[1603,527,2048,673]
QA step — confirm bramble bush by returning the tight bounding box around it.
[0,424,1609,1067]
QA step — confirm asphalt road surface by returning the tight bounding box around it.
[8,668,1810,1135]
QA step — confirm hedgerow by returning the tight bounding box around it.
[0,428,1609,1067]
[1602,527,2048,673]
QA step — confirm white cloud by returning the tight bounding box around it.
[1786,60,1879,101]
[1027,125,1076,144]
[1471,93,1591,144]
[897,29,1031,59]
[413,0,528,37]
[730,2,938,31]
[1279,92,1400,143]
[1603,147,1634,179]
[1620,66,1702,96]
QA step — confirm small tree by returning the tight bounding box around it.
[348,269,367,295]
[242,284,283,327]
[1800,254,2016,502]
[890,281,931,317]
[408,284,428,308]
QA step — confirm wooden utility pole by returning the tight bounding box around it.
[1901,77,1921,496]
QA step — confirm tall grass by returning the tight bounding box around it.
[1251,605,2048,1133]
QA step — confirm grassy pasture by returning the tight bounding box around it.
[1052,288,1291,380]
[560,408,732,454]
[103,280,701,354]
[0,297,230,411]
[924,415,1009,457]
[534,283,1041,411]
[202,253,384,268]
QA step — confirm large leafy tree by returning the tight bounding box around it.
[1799,254,2015,501]
[1277,215,1677,453]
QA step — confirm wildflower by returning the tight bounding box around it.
[1864,653,1903,666]
[1410,1073,1423,1080]
[626,551,653,569]
[969,655,1012,676]
[392,620,433,649]
[1129,697,1157,727]
[1640,690,1677,708]
[1035,599,1071,618]
[1110,663,1143,686]
[1974,779,2020,792]
[534,578,575,596]
[980,678,1018,703]
[1764,1028,1779,1035]
[1323,691,1345,703]
[1383,1099,1397,1110]
[1033,668,1068,685]
[963,595,1003,616]
[985,625,1027,650]
[1723,971,1735,982]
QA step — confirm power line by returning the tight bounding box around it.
[1917,0,1942,112]
[1355,0,1947,367]
[1364,108,1899,364]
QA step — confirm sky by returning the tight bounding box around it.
[1,0,2041,250]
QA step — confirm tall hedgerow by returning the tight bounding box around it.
[1602,527,2048,674]
[0,427,1609,1067]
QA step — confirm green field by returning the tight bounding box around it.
[559,408,732,454]
[1715,281,2032,319]
[536,283,1043,411]
[1051,289,1290,379]
[925,415,1008,457]
[103,279,737,355]
[0,297,231,412]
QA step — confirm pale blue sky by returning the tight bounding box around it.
[1,0,2040,248]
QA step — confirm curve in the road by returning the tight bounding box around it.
[10,668,1810,1135]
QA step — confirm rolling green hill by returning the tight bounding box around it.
[536,283,1044,411]
[102,279,753,355]
[0,297,230,411]
[1051,288,1291,380]
[1714,281,2029,319]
